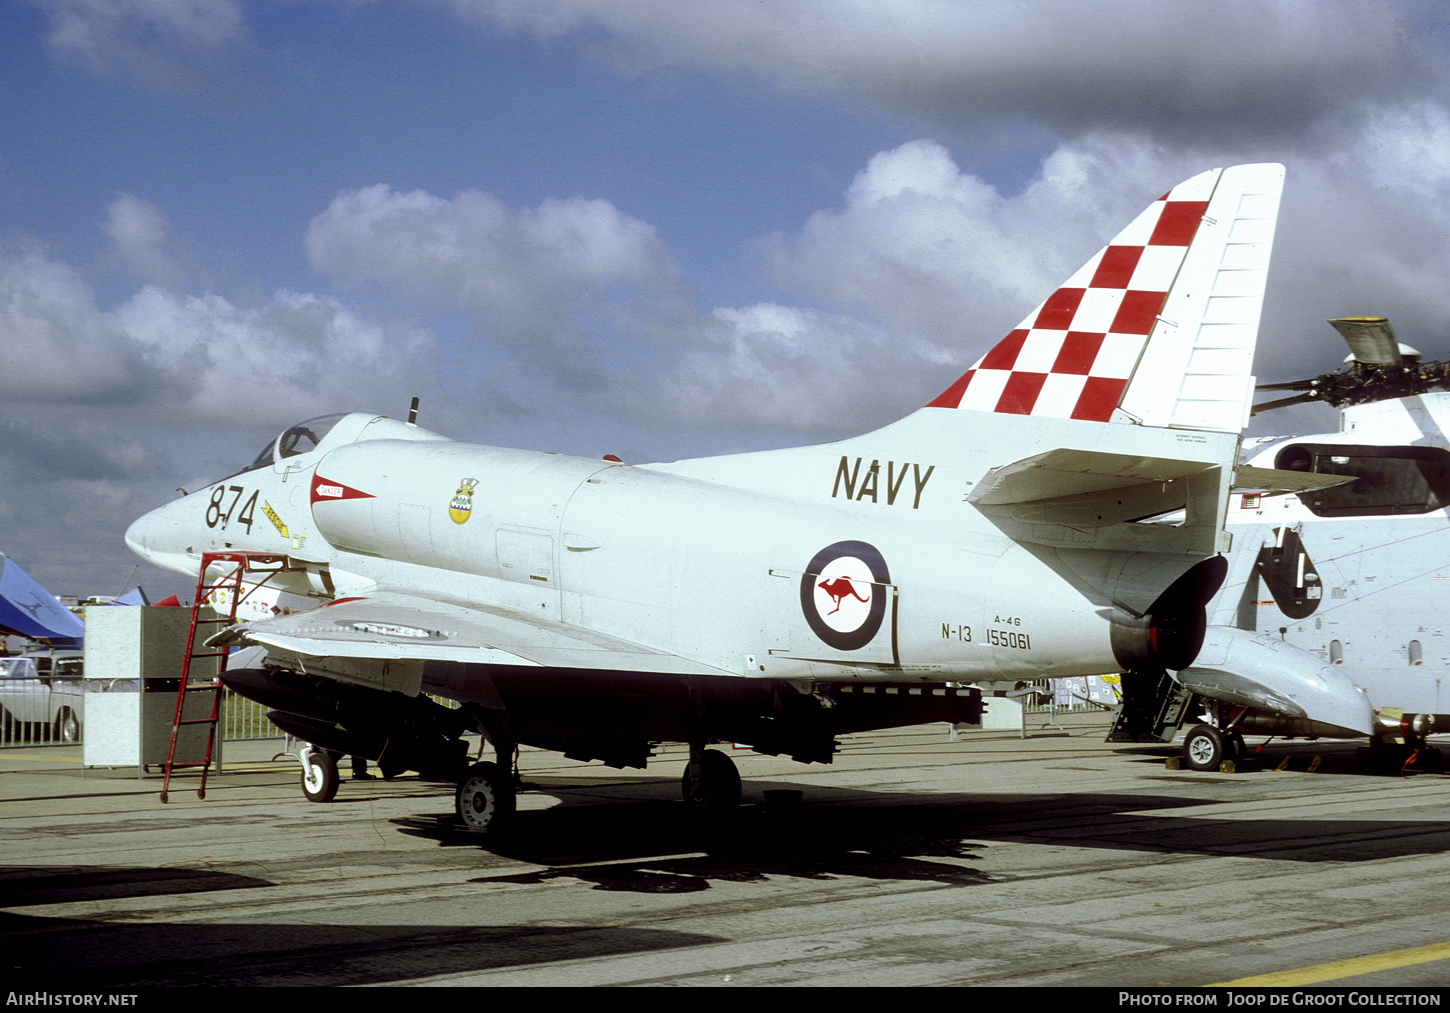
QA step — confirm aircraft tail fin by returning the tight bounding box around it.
[927,163,1284,433]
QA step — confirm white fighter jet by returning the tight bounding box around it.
[125,164,1289,831]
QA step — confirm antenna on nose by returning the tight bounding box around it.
[407,396,419,426]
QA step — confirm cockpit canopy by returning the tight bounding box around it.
[244,414,349,473]
[228,412,450,481]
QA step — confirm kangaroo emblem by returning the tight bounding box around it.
[817,576,869,614]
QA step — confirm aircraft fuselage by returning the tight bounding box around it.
[128,409,1236,689]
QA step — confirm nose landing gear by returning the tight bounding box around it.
[1182,723,1246,772]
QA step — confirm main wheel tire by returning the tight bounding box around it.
[1183,724,1228,772]
[456,761,515,833]
[682,748,742,811]
[301,749,340,803]
[55,709,80,744]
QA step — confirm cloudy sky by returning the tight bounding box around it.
[3,0,1449,599]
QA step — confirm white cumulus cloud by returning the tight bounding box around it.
[37,0,250,94]
[0,243,439,435]
[306,185,683,366]
[0,249,140,402]
[103,194,181,284]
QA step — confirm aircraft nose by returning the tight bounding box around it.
[124,497,197,577]
[124,510,152,559]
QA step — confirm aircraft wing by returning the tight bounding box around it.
[213,589,731,675]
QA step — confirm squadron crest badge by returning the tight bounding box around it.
[449,478,479,524]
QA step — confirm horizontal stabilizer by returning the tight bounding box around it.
[969,448,1213,507]
[964,430,1239,615]
[968,447,1221,534]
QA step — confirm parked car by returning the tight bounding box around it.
[0,650,87,744]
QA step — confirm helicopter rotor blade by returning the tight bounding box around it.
[1250,392,1325,416]
[1329,317,1402,366]
[1251,317,1448,416]
[1255,378,1318,393]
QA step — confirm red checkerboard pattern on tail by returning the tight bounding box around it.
[928,164,1284,433]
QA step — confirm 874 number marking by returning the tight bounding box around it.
[206,485,258,533]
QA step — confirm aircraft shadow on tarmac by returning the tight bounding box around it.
[0,857,718,987]
[0,903,722,987]
[7,778,1448,987]
[0,864,719,987]
[0,864,271,907]
[395,776,1450,878]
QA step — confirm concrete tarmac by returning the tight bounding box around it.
[4,714,1450,988]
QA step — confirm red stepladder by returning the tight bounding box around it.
[160,551,292,803]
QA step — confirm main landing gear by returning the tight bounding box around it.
[455,760,516,833]
[454,726,520,834]
[451,742,746,836]
[1182,723,1246,772]
[682,746,741,813]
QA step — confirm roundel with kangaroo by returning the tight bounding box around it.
[800,540,890,651]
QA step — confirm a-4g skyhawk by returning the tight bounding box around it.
[126,164,1290,832]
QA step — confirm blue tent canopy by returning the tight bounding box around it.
[0,554,84,646]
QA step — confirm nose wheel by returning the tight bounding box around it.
[1182,724,1246,771]
[300,745,340,803]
